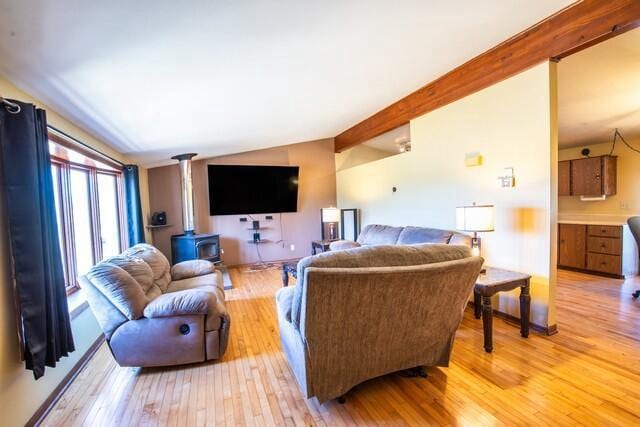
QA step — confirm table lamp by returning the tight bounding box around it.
[321,207,341,240]
[456,203,494,257]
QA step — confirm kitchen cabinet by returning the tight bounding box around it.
[558,155,616,197]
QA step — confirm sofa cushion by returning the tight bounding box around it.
[171,259,216,281]
[356,224,403,246]
[168,272,224,299]
[329,240,361,251]
[397,226,453,245]
[275,286,296,323]
[103,254,162,300]
[291,244,472,329]
[124,244,172,293]
[86,262,149,320]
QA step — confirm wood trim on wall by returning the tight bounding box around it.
[334,0,640,152]
[25,335,105,427]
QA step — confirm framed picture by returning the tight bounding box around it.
[340,209,359,241]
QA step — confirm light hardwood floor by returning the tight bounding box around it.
[42,268,640,426]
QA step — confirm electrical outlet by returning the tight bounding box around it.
[220,248,225,254]
[620,201,630,210]
[289,244,296,251]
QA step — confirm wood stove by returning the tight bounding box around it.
[169,153,221,265]
[171,233,220,264]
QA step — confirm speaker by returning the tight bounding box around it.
[151,211,167,226]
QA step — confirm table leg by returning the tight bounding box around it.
[473,291,481,319]
[520,280,531,338]
[282,268,289,287]
[482,296,493,353]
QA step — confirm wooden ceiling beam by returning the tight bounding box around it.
[334,0,640,152]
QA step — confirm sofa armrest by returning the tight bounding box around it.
[328,240,361,251]
[171,259,216,281]
[144,289,214,318]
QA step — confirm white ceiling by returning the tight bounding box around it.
[558,28,640,148]
[0,0,572,167]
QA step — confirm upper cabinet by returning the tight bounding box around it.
[558,155,617,197]
[558,160,571,196]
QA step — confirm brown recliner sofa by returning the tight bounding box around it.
[80,243,230,367]
[276,244,482,402]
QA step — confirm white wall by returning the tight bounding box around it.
[337,62,558,328]
[0,76,150,426]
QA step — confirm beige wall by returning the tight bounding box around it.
[558,137,640,221]
[148,138,337,266]
[336,62,558,328]
[0,76,151,426]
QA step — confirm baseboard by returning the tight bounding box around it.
[469,303,558,336]
[26,334,105,427]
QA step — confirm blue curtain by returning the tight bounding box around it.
[0,100,74,379]
[123,164,146,246]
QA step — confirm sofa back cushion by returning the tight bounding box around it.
[85,262,149,320]
[104,254,162,300]
[292,244,472,329]
[397,226,453,245]
[124,244,172,293]
[356,224,403,246]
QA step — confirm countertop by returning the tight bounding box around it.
[558,220,628,226]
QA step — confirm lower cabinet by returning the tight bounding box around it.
[558,223,624,277]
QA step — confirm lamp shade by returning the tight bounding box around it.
[456,205,494,232]
[321,207,340,223]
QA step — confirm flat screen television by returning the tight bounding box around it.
[208,165,299,215]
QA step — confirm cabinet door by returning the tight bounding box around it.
[571,157,602,196]
[558,160,571,196]
[558,224,586,269]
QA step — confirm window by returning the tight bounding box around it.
[49,132,126,294]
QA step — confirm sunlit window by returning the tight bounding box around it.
[49,132,125,294]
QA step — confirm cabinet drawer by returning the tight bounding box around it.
[587,237,621,255]
[586,253,622,275]
[587,225,621,238]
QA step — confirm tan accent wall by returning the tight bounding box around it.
[148,138,337,266]
[336,62,558,328]
[0,76,151,426]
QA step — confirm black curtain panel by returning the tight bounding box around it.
[123,164,146,246]
[0,100,75,379]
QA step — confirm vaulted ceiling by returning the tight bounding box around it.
[558,27,640,147]
[0,0,572,167]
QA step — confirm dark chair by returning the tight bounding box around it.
[628,216,640,299]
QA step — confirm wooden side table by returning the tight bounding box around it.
[282,262,297,287]
[473,267,531,353]
[311,240,334,255]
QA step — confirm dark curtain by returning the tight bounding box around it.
[0,100,74,379]
[123,164,146,246]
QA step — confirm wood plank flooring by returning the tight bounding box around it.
[42,268,640,426]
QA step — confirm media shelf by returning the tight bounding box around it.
[247,239,272,244]
[246,227,270,230]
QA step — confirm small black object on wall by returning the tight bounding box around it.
[151,211,167,226]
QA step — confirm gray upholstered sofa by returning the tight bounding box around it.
[329,224,472,251]
[275,244,482,402]
[80,244,230,367]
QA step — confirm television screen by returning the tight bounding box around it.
[208,165,299,215]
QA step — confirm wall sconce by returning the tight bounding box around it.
[498,167,515,188]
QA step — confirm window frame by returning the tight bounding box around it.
[49,132,127,295]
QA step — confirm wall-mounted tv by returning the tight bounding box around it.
[208,165,299,215]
